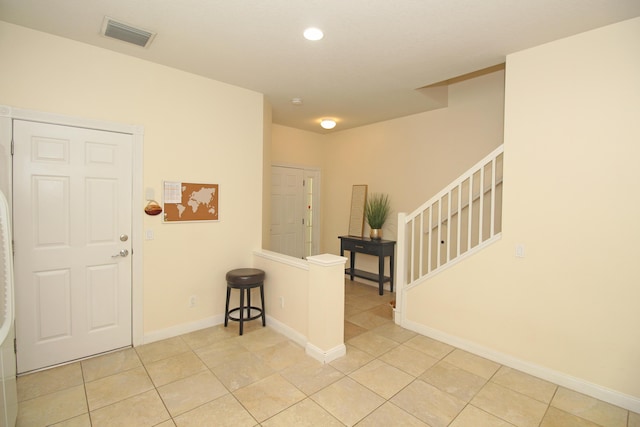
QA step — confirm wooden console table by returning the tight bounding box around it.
[339,235,396,295]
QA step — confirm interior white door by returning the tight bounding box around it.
[270,166,304,258]
[13,120,133,373]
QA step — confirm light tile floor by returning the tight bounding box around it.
[16,280,640,426]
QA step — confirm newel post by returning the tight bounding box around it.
[305,253,348,363]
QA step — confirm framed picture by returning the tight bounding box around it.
[163,181,219,222]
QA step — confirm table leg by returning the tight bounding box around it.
[378,252,384,295]
[349,251,355,280]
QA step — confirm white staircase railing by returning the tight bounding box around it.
[395,145,503,323]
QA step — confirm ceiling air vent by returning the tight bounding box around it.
[101,17,156,48]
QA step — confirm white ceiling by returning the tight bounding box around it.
[1,0,639,133]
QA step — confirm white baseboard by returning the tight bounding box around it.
[142,315,223,345]
[263,316,308,348]
[305,342,347,364]
[265,317,346,364]
[401,318,640,413]
[141,314,347,367]
[141,314,309,350]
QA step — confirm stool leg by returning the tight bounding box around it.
[247,288,252,320]
[260,283,266,327]
[224,286,231,327]
[239,288,245,336]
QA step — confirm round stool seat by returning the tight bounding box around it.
[226,268,265,287]
[224,268,266,335]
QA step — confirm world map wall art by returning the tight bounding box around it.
[163,181,219,222]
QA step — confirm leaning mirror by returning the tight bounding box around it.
[348,184,368,237]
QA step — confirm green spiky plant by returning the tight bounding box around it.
[365,193,391,230]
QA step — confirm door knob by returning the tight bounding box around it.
[112,249,129,258]
[120,234,129,242]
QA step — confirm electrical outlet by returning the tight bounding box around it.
[189,295,196,308]
[279,296,284,308]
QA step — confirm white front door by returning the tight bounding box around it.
[13,120,133,373]
[270,166,304,258]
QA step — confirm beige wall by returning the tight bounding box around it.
[271,71,505,258]
[252,253,309,341]
[271,125,325,168]
[4,14,638,406]
[406,17,640,403]
[271,70,505,281]
[0,22,265,335]
[270,17,640,406]
[320,70,505,256]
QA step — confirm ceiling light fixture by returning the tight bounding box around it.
[320,119,336,130]
[291,98,303,106]
[303,27,324,41]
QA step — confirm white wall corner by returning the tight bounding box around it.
[305,342,346,364]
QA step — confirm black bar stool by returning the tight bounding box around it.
[224,268,266,335]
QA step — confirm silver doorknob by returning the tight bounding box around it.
[112,249,129,258]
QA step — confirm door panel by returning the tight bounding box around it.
[13,120,133,373]
[34,176,69,246]
[87,178,118,242]
[35,269,71,340]
[87,264,119,330]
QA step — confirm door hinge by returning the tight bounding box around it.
[10,138,14,156]
[13,338,16,354]
[302,179,305,187]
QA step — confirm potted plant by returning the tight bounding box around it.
[365,193,391,239]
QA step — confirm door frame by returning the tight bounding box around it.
[0,105,144,348]
[303,168,321,257]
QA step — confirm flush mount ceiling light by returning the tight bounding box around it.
[101,16,156,48]
[320,119,337,130]
[291,98,303,106]
[303,27,324,41]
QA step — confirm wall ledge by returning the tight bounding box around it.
[307,253,347,267]
[253,249,309,270]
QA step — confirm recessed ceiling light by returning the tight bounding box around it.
[304,27,324,41]
[291,98,303,106]
[320,119,336,130]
